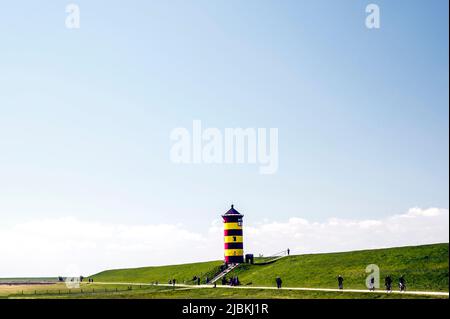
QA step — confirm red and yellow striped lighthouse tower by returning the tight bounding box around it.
[222,205,244,264]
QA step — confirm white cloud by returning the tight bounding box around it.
[0,217,220,277]
[245,207,449,257]
[0,208,448,277]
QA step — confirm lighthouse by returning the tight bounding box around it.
[222,205,244,264]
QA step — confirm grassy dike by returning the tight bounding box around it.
[92,260,224,284]
[2,243,447,299]
[91,243,449,291]
[228,243,449,290]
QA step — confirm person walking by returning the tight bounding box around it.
[276,277,282,289]
[287,248,290,256]
[385,276,392,292]
[368,276,375,291]
[337,275,344,290]
[399,275,406,292]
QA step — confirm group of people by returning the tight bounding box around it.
[383,275,406,292]
[168,279,177,286]
[222,276,240,286]
[190,276,206,285]
[272,274,407,292]
[341,274,406,292]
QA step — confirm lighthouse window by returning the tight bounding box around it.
[233,236,237,242]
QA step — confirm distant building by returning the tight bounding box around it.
[222,205,244,264]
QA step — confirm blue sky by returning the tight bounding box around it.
[0,0,448,233]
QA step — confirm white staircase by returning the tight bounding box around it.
[210,264,239,284]
[255,249,289,264]
[263,255,286,263]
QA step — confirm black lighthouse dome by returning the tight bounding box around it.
[222,204,244,217]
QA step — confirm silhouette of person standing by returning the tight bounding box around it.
[337,275,344,289]
[276,277,282,289]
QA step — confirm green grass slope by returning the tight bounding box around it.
[229,243,449,291]
[91,260,223,284]
[91,243,448,291]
